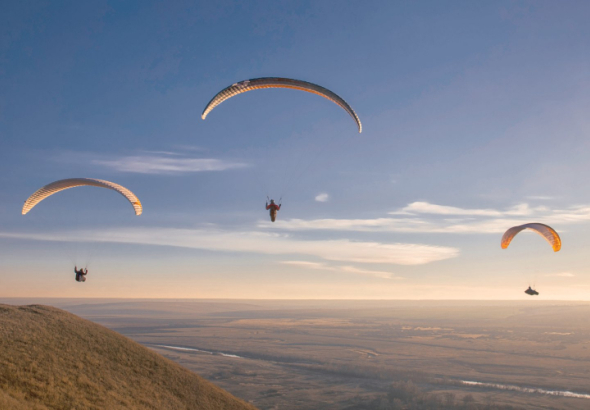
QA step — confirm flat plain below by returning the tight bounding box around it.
[4,299,589,409]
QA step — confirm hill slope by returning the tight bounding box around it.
[0,304,257,410]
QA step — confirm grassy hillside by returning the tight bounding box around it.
[0,304,257,410]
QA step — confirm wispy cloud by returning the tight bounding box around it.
[281,261,398,279]
[260,202,590,233]
[315,193,329,202]
[545,272,575,277]
[393,202,539,217]
[92,155,248,174]
[0,228,459,266]
[260,216,519,233]
[526,196,556,201]
[138,150,185,156]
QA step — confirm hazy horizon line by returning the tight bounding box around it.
[1,297,589,302]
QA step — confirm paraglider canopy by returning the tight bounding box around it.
[201,77,362,133]
[22,178,142,216]
[501,223,561,252]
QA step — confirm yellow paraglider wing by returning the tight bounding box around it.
[201,77,362,133]
[501,223,561,252]
[22,178,142,216]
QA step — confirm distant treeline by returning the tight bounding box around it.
[345,381,520,410]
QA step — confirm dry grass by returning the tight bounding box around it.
[0,304,258,410]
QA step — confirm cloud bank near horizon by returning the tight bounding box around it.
[280,260,399,279]
[0,227,459,266]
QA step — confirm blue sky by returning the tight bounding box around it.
[2,1,590,299]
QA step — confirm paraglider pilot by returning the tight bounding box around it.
[75,266,88,282]
[266,199,281,222]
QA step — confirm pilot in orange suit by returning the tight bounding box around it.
[266,199,281,222]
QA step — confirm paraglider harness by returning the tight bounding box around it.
[75,266,88,282]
